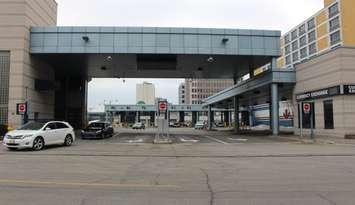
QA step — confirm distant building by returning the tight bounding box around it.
[136,82,155,105]
[183,79,234,104]
[178,83,186,104]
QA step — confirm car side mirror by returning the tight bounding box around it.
[45,127,51,131]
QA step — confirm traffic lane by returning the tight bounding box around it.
[1,154,355,204]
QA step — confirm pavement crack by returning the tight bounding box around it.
[317,193,337,205]
[200,168,214,205]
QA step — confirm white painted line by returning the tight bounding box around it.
[228,138,248,142]
[128,139,144,143]
[204,136,229,144]
[180,137,199,143]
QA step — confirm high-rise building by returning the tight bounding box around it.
[183,79,234,105]
[255,0,355,75]
[178,83,186,104]
[136,82,155,105]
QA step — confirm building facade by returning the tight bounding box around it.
[183,79,234,105]
[136,82,155,105]
[0,0,58,128]
[255,0,355,75]
[293,47,355,138]
[178,83,186,104]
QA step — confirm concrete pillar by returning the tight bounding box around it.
[271,83,279,135]
[234,96,240,133]
[224,111,230,126]
[179,111,185,123]
[150,112,155,127]
[208,106,213,130]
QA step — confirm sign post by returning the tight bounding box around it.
[302,102,314,140]
[155,100,171,144]
[16,102,28,125]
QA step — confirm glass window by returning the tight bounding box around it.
[285,45,291,55]
[307,18,315,30]
[308,30,316,43]
[299,24,306,36]
[300,47,308,59]
[45,123,57,130]
[56,122,69,129]
[329,3,339,18]
[291,30,298,40]
[292,41,299,51]
[299,35,307,47]
[286,55,291,65]
[292,52,299,62]
[309,43,317,55]
[284,34,291,44]
[329,17,340,32]
[323,100,334,129]
[330,31,341,45]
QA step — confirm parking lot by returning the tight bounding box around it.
[1,128,355,205]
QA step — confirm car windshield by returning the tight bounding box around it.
[88,123,104,129]
[18,122,46,130]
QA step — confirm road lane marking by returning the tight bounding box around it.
[0,179,179,189]
[204,136,229,144]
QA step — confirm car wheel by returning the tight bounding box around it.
[32,137,44,151]
[64,135,73,146]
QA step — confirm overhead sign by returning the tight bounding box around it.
[296,86,340,101]
[303,103,311,114]
[344,85,355,94]
[16,103,27,115]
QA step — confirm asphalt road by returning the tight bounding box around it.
[1,130,355,205]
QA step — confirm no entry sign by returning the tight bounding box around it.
[303,103,311,114]
[159,101,167,111]
[16,103,27,115]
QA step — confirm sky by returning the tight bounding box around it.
[55,0,324,110]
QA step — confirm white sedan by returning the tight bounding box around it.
[3,121,75,151]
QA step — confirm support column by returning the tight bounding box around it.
[179,111,185,123]
[234,96,240,133]
[208,106,213,130]
[271,83,279,135]
[192,111,197,126]
[270,57,279,136]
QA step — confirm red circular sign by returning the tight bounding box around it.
[159,102,167,111]
[303,103,310,113]
[19,104,26,112]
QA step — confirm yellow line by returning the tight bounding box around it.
[0,179,179,189]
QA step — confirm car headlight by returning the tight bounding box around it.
[21,135,33,139]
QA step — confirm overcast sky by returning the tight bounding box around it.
[55,0,323,110]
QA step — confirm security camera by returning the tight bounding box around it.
[106,56,112,61]
[207,56,214,63]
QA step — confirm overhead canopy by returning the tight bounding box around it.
[202,69,297,108]
[30,26,281,79]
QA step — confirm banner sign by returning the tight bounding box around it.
[296,86,340,101]
[344,85,355,94]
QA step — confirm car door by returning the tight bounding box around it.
[55,122,69,144]
[43,122,58,145]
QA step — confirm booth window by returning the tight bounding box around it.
[323,100,334,129]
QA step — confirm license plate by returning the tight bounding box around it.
[9,140,16,144]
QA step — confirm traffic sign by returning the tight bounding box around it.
[159,101,167,111]
[303,102,311,114]
[16,103,27,115]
